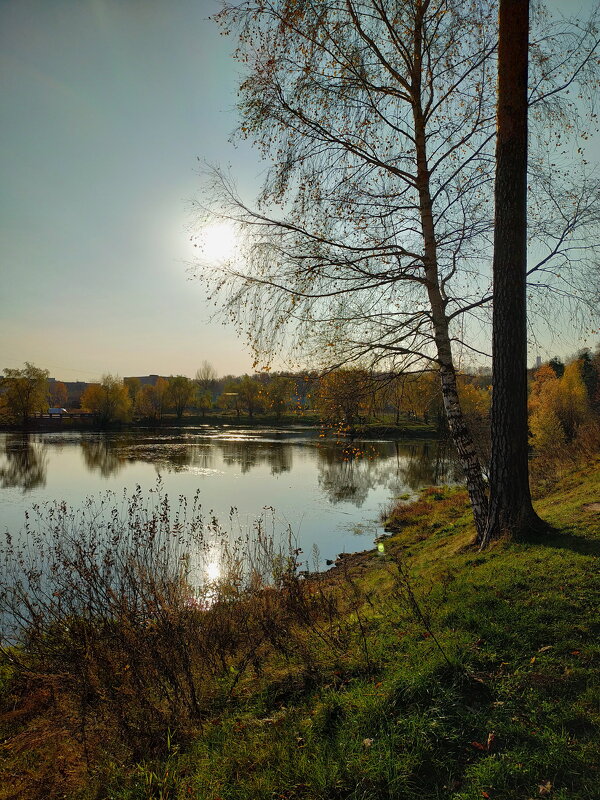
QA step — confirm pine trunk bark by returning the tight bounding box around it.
[479,0,544,547]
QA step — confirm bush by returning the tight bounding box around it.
[0,483,374,787]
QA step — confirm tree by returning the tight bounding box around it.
[556,360,590,440]
[263,375,295,420]
[237,375,262,418]
[195,389,213,417]
[199,0,599,539]
[479,0,544,546]
[548,357,565,379]
[136,377,170,422]
[316,369,370,432]
[49,381,68,408]
[578,348,599,413]
[195,361,217,395]
[1,363,49,426]
[529,358,590,455]
[167,375,195,420]
[124,377,142,408]
[81,375,132,425]
[218,380,242,418]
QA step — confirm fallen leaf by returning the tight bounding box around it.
[470,741,486,751]
[538,780,552,795]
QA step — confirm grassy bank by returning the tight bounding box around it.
[0,460,598,799]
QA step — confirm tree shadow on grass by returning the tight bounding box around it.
[520,519,600,557]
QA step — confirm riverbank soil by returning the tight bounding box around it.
[0,459,598,799]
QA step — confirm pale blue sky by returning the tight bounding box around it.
[1,0,260,381]
[1,0,598,382]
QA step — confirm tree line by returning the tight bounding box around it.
[3,349,598,443]
[1,358,490,427]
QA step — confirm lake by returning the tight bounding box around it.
[0,428,459,570]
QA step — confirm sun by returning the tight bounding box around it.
[199,221,238,263]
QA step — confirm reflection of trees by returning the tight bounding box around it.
[265,444,292,475]
[71,432,459,499]
[386,440,461,494]
[316,439,461,505]
[0,434,47,491]
[407,441,462,488]
[216,441,292,475]
[79,436,217,476]
[317,442,389,506]
[157,443,215,473]
[80,438,125,478]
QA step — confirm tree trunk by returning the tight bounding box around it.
[411,18,489,540]
[479,0,544,547]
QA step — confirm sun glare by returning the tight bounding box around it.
[205,559,221,584]
[200,221,237,263]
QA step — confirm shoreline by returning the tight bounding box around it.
[0,417,442,440]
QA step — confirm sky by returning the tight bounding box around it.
[1,0,598,383]
[1,0,259,381]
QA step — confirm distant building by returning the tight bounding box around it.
[125,375,162,386]
[534,356,542,369]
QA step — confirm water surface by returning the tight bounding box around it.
[0,428,458,566]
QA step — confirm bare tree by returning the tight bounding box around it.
[193,0,599,540]
[195,360,217,391]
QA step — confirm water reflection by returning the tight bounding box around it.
[0,430,462,581]
[390,440,461,492]
[78,434,294,478]
[81,438,126,478]
[0,429,459,506]
[0,434,48,491]
[316,439,459,505]
[218,440,292,475]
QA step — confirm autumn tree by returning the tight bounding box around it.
[218,380,243,418]
[237,375,262,418]
[167,375,196,420]
[529,358,591,457]
[49,381,68,408]
[316,369,370,432]
[137,377,170,422]
[195,388,213,417]
[1,363,49,426]
[81,375,132,425]
[198,0,599,540]
[263,375,295,420]
[397,372,442,426]
[124,377,142,408]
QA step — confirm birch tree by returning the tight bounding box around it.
[194,0,599,540]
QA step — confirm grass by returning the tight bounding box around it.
[0,459,598,799]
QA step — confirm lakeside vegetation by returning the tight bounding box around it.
[0,443,598,799]
[2,348,598,443]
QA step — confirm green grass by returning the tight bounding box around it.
[2,460,599,799]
